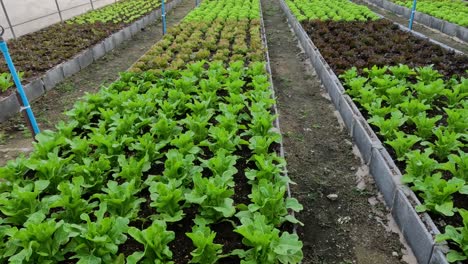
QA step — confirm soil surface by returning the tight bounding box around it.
[261,0,416,263]
[353,0,468,54]
[0,0,195,166]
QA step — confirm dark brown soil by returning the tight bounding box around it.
[261,0,415,263]
[301,19,468,78]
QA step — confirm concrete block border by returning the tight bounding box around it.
[278,0,454,263]
[0,0,185,123]
[364,0,468,42]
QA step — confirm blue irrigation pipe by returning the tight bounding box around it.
[161,0,166,35]
[0,26,40,136]
[408,0,417,30]
[196,0,199,6]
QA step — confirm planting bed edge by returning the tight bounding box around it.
[278,0,452,263]
[0,0,185,123]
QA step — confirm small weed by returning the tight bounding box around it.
[57,82,75,92]
[312,124,321,129]
[352,188,371,196]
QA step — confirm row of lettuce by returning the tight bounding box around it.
[286,0,467,262]
[0,0,165,93]
[392,0,468,27]
[0,0,305,263]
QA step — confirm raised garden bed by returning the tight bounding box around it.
[0,0,305,263]
[280,0,468,263]
[0,0,184,123]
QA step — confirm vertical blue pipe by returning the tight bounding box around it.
[196,0,199,6]
[408,0,417,30]
[161,0,166,35]
[0,38,40,135]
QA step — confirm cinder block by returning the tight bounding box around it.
[149,11,157,22]
[135,19,144,30]
[338,95,360,130]
[130,23,139,36]
[122,27,132,41]
[352,118,377,163]
[112,30,125,46]
[154,9,162,18]
[103,36,115,52]
[417,12,431,27]
[24,79,45,102]
[369,147,397,207]
[78,49,94,69]
[392,190,434,264]
[459,27,468,42]
[42,65,64,91]
[0,94,20,123]
[142,16,150,28]
[442,21,457,37]
[62,57,81,78]
[92,42,106,60]
[430,17,444,31]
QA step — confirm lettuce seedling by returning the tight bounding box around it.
[385,131,421,161]
[0,180,50,225]
[93,179,145,219]
[403,149,439,183]
[185,173,235,223]
[4,212,77,263]
[201,149,238,178]
[368,111,407,139]
[171,131,201,155]
[413,79,444,103]
[162,149,202,185]
[127,220,175,264]
[186,218,223,264]
[241,179,302,226]
[436,209,468,262]
[412,173,468,216]
[440,152,467,180]
[416,65,442,84]
[421,127,463,160]
[246,154,287,183]
[233,213,303,264]
[411,113,442,139]
[445,108,467,134]
[67,204,129,263]
[388,64,415,80]
[149,179,185,222]
[46,176,97,222]
[248,133,281,155]
[397,99,431,119]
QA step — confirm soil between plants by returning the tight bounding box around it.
[0,0,195,166]
[261,0,415,263]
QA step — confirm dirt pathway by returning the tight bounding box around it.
[261,0,416,263]
[353,0,468,54]
[0,0,195,166]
